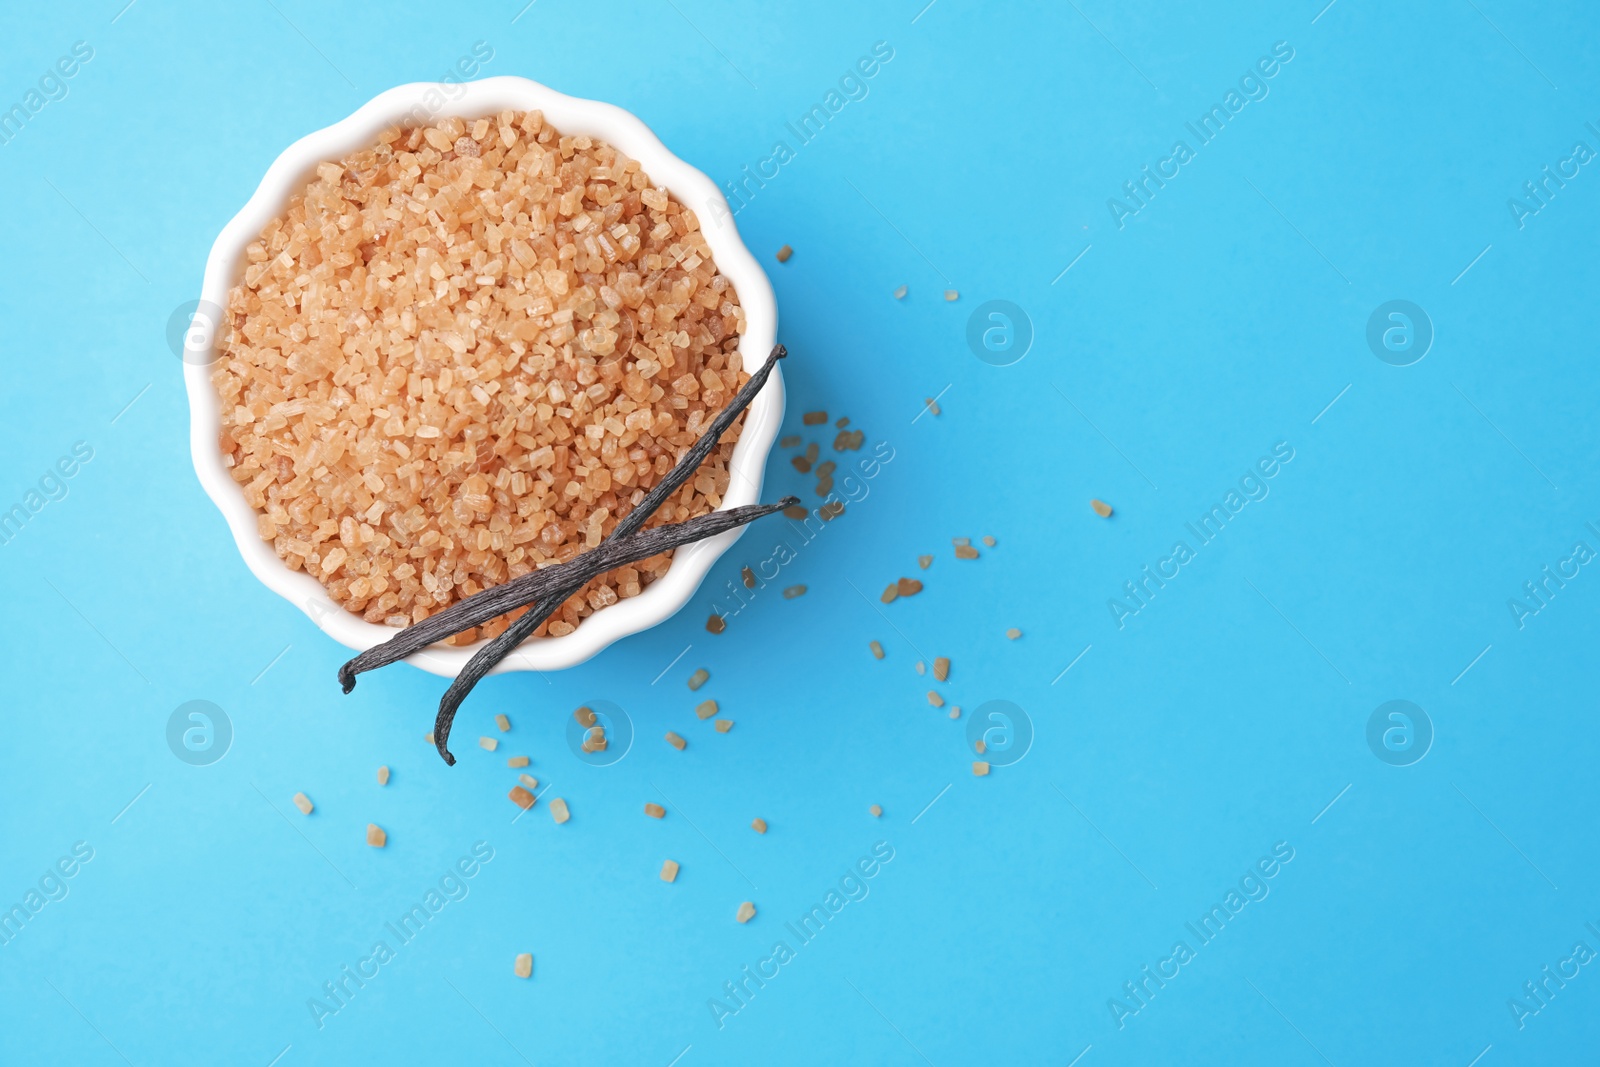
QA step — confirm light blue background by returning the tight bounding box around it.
[2,1,1597,1064]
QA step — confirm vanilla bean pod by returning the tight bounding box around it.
[339,498,789,685]
[425,343,791,764]
[337,344,785,691]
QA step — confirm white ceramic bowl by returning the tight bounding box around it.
[185,76,781,677]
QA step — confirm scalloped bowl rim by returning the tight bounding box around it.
[184,76,781,678]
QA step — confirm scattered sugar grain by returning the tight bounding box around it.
[972,761,990,777]
[367,824,387,847]
[955,545,980,560]
[550,798,570,824]
[944,289,959,301]
[661,859,680,882]
[869,804,882,817]
[893,285,907,300]
[1006,628,1022,640]
[1092,499,1114,518]
[514,954,533,979]
[783,585,806,599]
[495,714,511,732]
[776,244,793,262]
[933,657,950,682]
[927,691,945,708]
[292,792,313,815]
[803,411,827,426]
[982,535,996,547]
[869,640,885,660]
[509,785,535,810]
[574,706,597,727]
[714,719,733,733]
[736,902,756,923]
[897,578,923,596]
[644,802,666,819]
[480,736,499,751]
[751,817,768,834]
[665,730,687,750]
[696,699,718,720]
[688,668,710,690]
[707,614,726,634]
[507,756,530,768]
[376,766,390,786]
